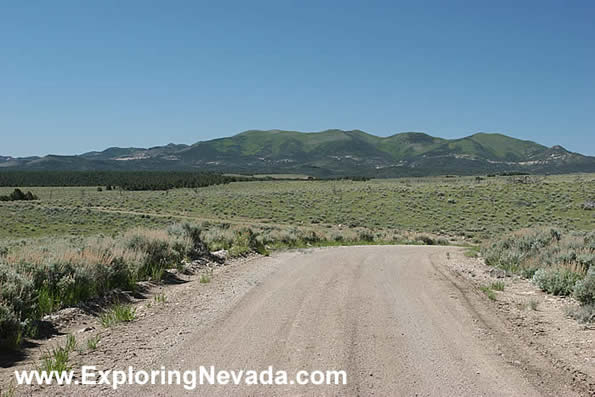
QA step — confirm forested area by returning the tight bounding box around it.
[0,171,240,190]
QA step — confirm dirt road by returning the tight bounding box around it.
[106,246,580,396]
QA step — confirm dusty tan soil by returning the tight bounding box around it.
[1,246,593,396]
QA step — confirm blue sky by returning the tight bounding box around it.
[1,0,594,157]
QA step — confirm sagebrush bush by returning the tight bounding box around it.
[0,224,211,348]
[0,266,36,320]
[0,188,38,202]
[124,228,191,279]
[574,267,595,305]
[182,223,209,258]
[274,228,299,245]
[565,303,595,324]
[483,228,593,276]
[532,268,582,296]
[415,234,435,245]
[302,230,321,244]
[0,304,21,350]
[358,230,375,242]
[228,228,269,257]
[202,227,236,251]
[332,232,344,242]
[435,237,449,245]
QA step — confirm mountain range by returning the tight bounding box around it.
[2,130,594,177]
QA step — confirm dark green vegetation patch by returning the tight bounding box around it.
[0,171,240,190]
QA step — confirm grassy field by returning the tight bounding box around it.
[0,173,593,241]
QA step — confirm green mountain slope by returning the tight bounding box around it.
[376,132,446,159]
[2,130,593,177]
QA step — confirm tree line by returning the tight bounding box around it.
[0,171,243,191]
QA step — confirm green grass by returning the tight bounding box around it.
[480,286,497,300]
[199,273,211,284]
[153,293,167,304]
[39,335,77,373]
[100,304,136,328]
[464,246,481,258]
[65,334,76,352]
[86,335,100,351]
[40,346,70,373]
[479,280,504,300]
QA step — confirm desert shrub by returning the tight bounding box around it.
[435,237,449,245]
[276,228,301,245]
[0,188,38,201]
[576,253,594,269]
[302,230,321,244]
[532,268,582,296]
[276,230,296,245]
[182,223,208,258]
[168,223,208,259]
[415,234,435,245]
[358,230,375,242]
[483,243,523,272]
[228,228,268,257]
[332,232,344,242]
[574,267,595,305]
[565,304,595,324]
[0,226,214,345]
[527,298,539,311]
[585,232,595,250]
[0,265,36,319]
[0,304,22,351]
[6,243,141,320]
[483,228,593,276]
[390,233,403,242]
[202,227,236,251]
[124,228,191,279]
[520,267,539,279]
[36,262,96,313]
